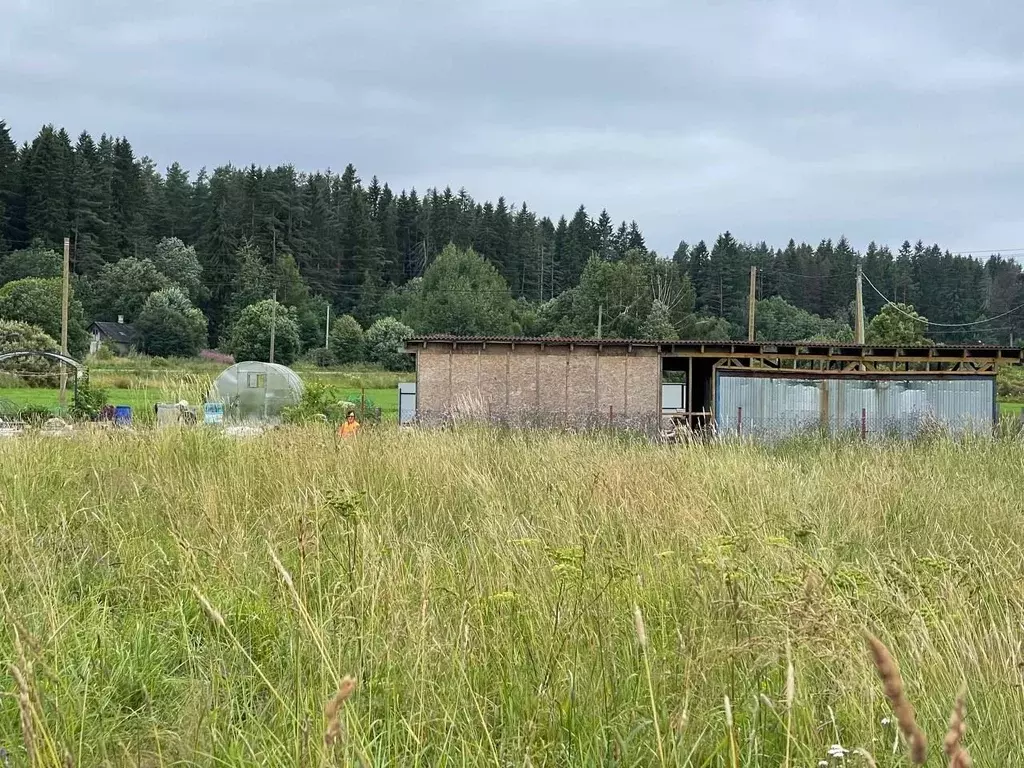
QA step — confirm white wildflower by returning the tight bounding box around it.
[818,761,829,767]
[827,743,849,759]
[881,716,891,726]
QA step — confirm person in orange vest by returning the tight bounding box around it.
[338,410,360,438]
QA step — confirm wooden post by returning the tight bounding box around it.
[855,264,865,345]
[737,406,743,436]
[861,408,867,440]
[59,237,70,409]
[747,266,757,341]
[269,289,277,364]
[325,304,331,349]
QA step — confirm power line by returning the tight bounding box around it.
[956,247,1024,256]
[861,271,1024,328]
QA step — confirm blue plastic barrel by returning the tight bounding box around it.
[114,405,132,425]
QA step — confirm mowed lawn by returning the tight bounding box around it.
[0,386,163,414]
[0,385,400,417]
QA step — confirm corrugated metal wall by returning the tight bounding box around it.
[716,373,996,438]
[716,375,823,436]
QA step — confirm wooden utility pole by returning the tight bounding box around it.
[269,289,277,364]
[855,264,865,344]
[747,265,757,341]
[596,304,603,339]
[325,304,331,349]
[59,237,70,408]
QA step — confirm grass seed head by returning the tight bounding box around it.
[865,632,927,765]
[853,748,878,767]
[943,687,972,768]
[324,675,357,748]
[10,664,35,764]
[633,604,648,649]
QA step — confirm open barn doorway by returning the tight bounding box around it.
[661,355,715,435]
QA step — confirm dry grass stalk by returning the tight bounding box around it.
[10,663,35,764]
[853,748,878,767]
[324,676,357,748]
[192,587,225,629]
[943,687,972,768]
[865,633,927,765]
[783,646,795,710]
[783,641,795,768]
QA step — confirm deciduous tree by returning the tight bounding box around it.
[228,299,301,365]
[0,276,89,357]
[136,287,208,357]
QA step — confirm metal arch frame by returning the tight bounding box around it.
[0,350,85,371]
[0,350,85,408]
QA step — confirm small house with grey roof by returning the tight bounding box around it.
[88,316,137,356]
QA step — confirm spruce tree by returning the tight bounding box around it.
[164,162,192,240]
[22,125,72,247]
[0,120,24,253]
[69,131,107,275]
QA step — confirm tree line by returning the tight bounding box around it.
[1,118,1022,366]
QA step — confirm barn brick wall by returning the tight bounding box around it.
[413,344,660,422]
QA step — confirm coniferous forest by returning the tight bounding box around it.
[1,119,1022,364]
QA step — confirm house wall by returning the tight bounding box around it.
[414,344,661,423]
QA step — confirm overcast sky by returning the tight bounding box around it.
[4,0,1023,258]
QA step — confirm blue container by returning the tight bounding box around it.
[114,405,132,425]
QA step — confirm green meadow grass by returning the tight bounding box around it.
[0,384,401,418]
[0,427,1020,765]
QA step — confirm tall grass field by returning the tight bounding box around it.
[0,427,1019,765]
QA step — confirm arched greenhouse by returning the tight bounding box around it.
[208,361,304,422]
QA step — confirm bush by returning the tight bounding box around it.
[364,316,414,371]
[282,381,350,425]
[70,373,108,420]
[329,314,365,365]
[0,320,63,387]
[136,287,208,358]
[227,300,301,365]
[17,404,54,425]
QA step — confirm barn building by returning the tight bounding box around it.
[404,336,1024,438]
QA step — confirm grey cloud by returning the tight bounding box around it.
[4,0,1024,256]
